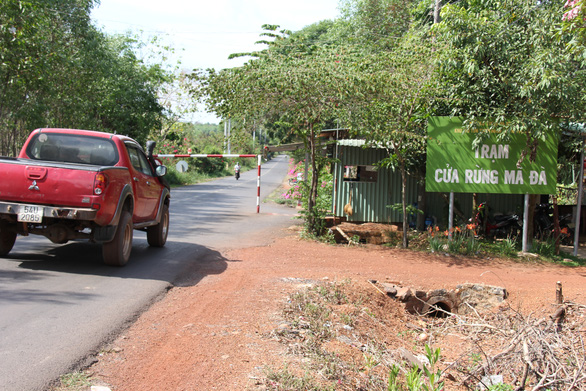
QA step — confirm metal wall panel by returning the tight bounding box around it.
[333,145,419,223]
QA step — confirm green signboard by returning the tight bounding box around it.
[426,117,558,194]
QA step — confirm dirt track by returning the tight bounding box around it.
[86,227,586,390]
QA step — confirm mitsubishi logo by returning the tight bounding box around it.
[29,180,40,191]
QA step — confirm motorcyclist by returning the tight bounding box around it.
[234,162,241,180]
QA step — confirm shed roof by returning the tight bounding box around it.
[337,139,366,147]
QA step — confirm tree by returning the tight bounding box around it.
[435,0,585,143]
[335,0,416,49]
[194,26,354,235]
[0,0,100,154]
[434,0,585,251]
[0,0,170,153]
[328,0,438,247]
[342,34,439,247]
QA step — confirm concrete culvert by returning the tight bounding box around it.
[424,300,453,318]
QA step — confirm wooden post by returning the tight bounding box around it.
[448,191,454,240]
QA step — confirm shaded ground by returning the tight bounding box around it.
[81,225,586,391]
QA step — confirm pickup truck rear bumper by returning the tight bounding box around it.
[0,201,98,221]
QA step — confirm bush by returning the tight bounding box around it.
[427,225,480,256]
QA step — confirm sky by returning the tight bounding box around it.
[91,0,341,123]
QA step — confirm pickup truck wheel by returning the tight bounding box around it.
[103,210,133,266]
[0,224,17,256]
[147,203,169,247]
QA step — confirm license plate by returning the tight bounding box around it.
[17,205,43,223]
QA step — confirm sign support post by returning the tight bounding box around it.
[522,193,530,253]
[448,191,454,240]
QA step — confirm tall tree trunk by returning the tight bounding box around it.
[308,123,320,235]
[527,194,539,247]
[553,195,561,255]
[416,181,426,231]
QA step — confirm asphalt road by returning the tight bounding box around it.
[0,155,296,391]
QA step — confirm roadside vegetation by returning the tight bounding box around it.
[276,157,586,267]
[260,279,586,391]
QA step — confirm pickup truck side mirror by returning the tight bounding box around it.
[155,165,167,177]
[146,140,156,157]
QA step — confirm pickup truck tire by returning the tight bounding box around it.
[0,223,17,256]
[147,203,169,247]
[103,210,133,266]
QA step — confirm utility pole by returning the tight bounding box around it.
[227,118,231,154]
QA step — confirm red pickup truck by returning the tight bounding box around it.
[0,128,171,266]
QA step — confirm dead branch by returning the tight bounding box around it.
[434,302,586,390]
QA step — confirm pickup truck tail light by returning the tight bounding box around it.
[94,172,108,195]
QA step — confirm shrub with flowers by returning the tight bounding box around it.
[427,224,480,255]
[562,0,586,47]
[283,158,333,236]
[563,0,582,21]
[282,159,305,204]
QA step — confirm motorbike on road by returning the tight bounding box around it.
[234,163,241,180]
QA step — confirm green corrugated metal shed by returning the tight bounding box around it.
[333,141,419,223]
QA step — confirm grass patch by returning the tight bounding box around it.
[52,372,92,391]
[264,366,335,390]
[165,166,230,187]
[410,228,586,266]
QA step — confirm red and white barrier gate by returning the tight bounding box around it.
[154,154,262,213]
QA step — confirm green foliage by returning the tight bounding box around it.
[286,163,334,238]
[388,203,424,216]
[435,0,585,147]
[427,226,481,256]
[387,345,444,391]
[532,239,586,266]
[421,345,444,391]
[498,238,518,257]
[163,165,229,187]
[0,1,172,154]
[561,0,586,48]
[336,0,415,50]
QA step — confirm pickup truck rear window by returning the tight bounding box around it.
[27,133,119,166]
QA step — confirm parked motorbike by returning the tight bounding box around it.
[473,202,522,239]
[534,203,574,245]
